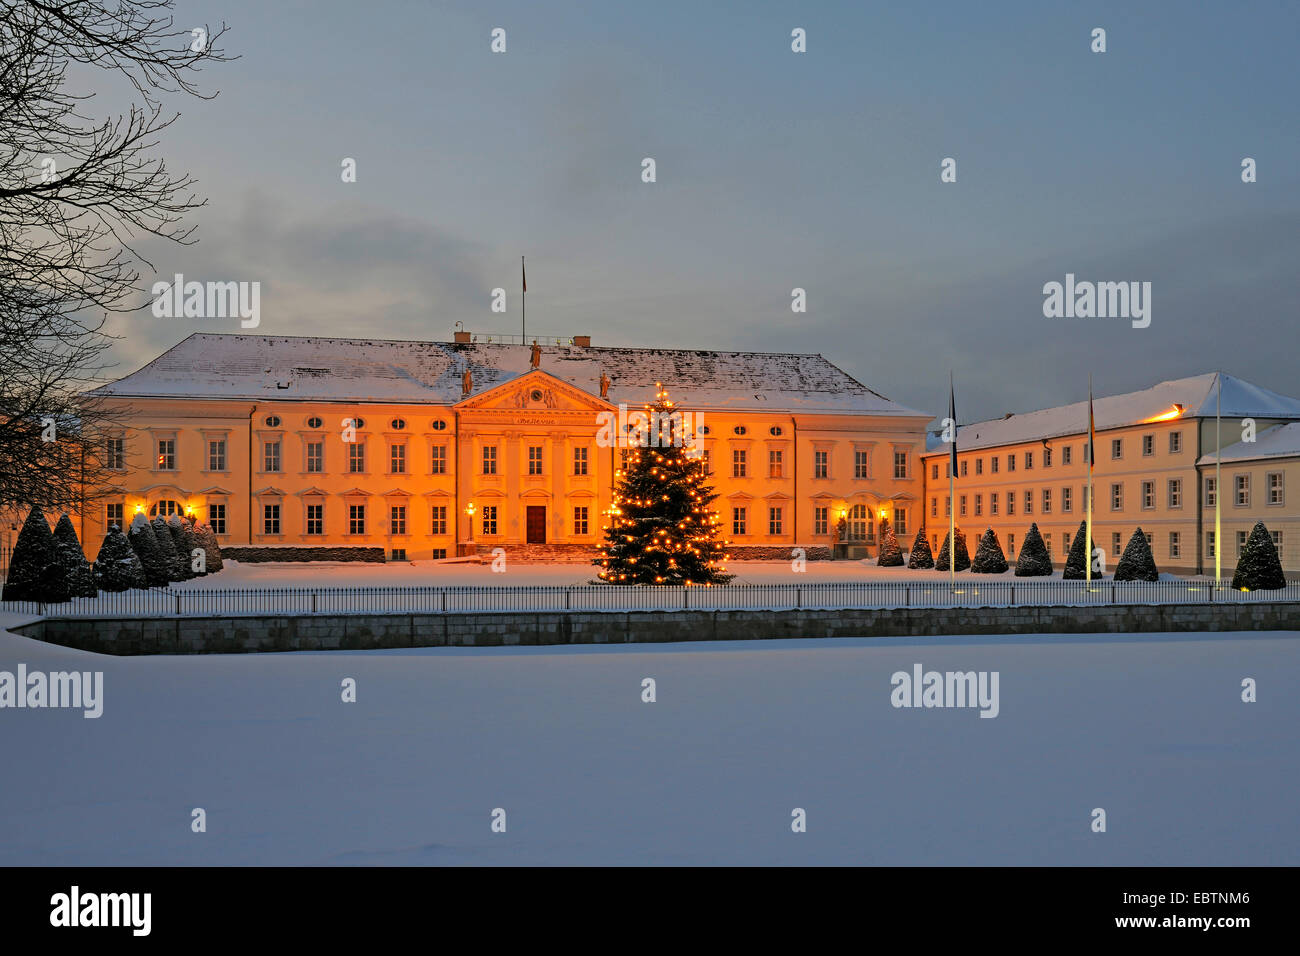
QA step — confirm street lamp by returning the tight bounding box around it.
[465,502,476,546]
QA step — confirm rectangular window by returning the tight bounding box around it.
[157,438,175,471]
[389,505,406,535]
[732,507,747,536]
[990,492,999,516]
[1083,442,1091,464]
[701,449,711,474]
[430,548,447,560]
[893,508,907,536]
[1062,446,1072,466]
[1111,483,1123,511]
[106,436,125,470]
[430,445,447,475]
[1237,530,1248,557]
[1169,531,1181,559]
[959,495,967,517]
[1205,477,1217,507]
[1268,472,1283,505]
[768,506,783,536]
[814,450,828,479]
[207,439,227,472]
[1007,533,1015,557]
[1235,474,1249,506]
[991,456,1000,474]
[482,446,497,475]
[390,444,407,474]
[894,450,908,479]
[1045,533,1052,554]
[1169,431,1182,453]
[960,459,968,478]
[263,440,282,473]
[814,506,828,536]
[945,496,951,517]
[349,504,366,535]
[1007,454,1016,472]
[1142,480,1155,510]
[974,494,982,517]
[573,446,589,475]
[480,505,497,536]
[930,497,938,518]
[1025,451,1034,470]
[1271,530,1283,553]
[931,463,939,481]
[1142,434,1154,457]
[306,503,323,536]
[1168,478,1182,509]
[1043,447,1052,468]
[430,505,447,535]
[854,450,869,479]
[573,506,589,536]
[1112,532,1122,556]
[263,503,281,535]
[1024,489,1033,514]
[1064,531,1071,555]
[1111,438,1123,460]
[348,443,365,474]
[306,442,324,473]
[105,502,124,531]
[209,503,226,535]
[528,445,543,475]
[1207,531,1216,558]
[976,457,983,475]
[390,549,407,562]
[1042,488,1052,513]
[1006,492,1015,516]
[732,449,747,478]
[1062,486,1073,513]
[769,449,784,479]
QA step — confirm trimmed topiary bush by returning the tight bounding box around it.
[1062,520,1100,580]
[167,514,198,580]
[128,512,171,587]
[150,515,184,582]
[1,505,62,602]
[1114,528,1159,582]
[907,526,935,569]
[93,524,147,592]
[1231,521,1286,591]
[192,519,224,573]
[52,513,97,598]
[970,528,1008,573]
[877,520,904,567]
[1014,523,1053,577]
[934,527,971,572]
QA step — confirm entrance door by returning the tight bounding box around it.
[526,506,546,544]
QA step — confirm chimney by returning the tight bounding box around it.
[572,335,591,347]
[453,330,471,344]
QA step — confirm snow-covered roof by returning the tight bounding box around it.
[923,372,1300,455]
[1199,422,1300,465]
[89,333,930,417]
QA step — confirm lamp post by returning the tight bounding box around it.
[465,502,476,557]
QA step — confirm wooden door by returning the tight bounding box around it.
[526,506,546,544]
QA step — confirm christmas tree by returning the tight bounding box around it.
[934,527,971,572]
[1062,520,1099,580]
[1114,528,1159,581]
[93,524,147,592]
[907,526,934,569]
[52,513,98,598]
[1,505,61,602]
[594,385,732,585]
[877,519,904,567]
[970,528,1008,573]
[1014,523,1053,576]
[1231,521,1286,591]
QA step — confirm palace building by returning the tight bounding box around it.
[918,373,1300,575]
[68,332,932,562]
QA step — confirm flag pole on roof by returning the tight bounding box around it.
[1087,373,1094,587]
[949,370,956,592]
[521,256,526,341]
[1216,370,1222,584]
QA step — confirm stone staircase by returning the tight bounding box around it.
[474,543,598,565]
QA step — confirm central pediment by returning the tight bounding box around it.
[456,369,612,414]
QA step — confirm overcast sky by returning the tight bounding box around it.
[104,0,1299,425]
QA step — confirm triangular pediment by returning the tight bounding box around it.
[457,369,612,413]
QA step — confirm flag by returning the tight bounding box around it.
[522,256,526,293]
[948,374,957,478]
[1088,385,1095,474]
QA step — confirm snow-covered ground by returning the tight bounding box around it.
[1,625,1295,865]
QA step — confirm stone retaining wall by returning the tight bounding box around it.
[221,546,386,563]
[15,602,1300,655]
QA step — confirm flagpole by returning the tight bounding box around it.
[949,371,956,592]
[1216,371,1222,584]
[521,256,526,341]
[1086,374,1093,587]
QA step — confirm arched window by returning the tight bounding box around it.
[149,499,182,518]
[847,504,870,541]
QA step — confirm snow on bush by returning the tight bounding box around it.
[1231,521,1286,591]
[970,528,1008,573]
[1114,528,1159,582]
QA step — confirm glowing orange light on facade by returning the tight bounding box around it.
[1142,404,1185,423]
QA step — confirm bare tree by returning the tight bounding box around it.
[0,0,230,511]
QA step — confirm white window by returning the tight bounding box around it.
[1111,483,1123,511]
[733,507,747,536]
[1062,486,1073,513]
[1205,477,1217,507]
[1142,434,1154,456]
[814,450,828,479]
[1141,480,1154,510]
[1024,490,1032,514]
[1169,431,1182,453]
[1268,472,1283,505]
[893,451,907,479]
[1168,478,1182,509]
[1042,488,1051,513]
[1235,474,1250,506]
[208,439,226,471]
[854,450,869,479]
[990,492,999,516]
[814,506,828,536]
[1112,532,1122,556]
[156,438,175,471]
[1111,438,1123,460]
[1169,532,1180,559]
[1062,446,1072,466]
